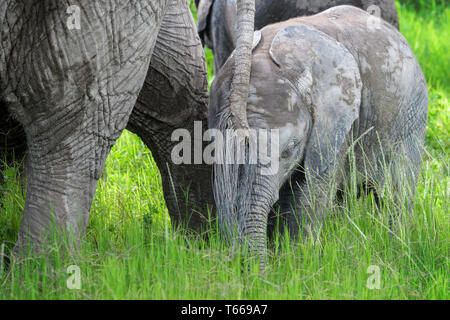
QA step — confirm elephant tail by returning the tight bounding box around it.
[213,108,257,243]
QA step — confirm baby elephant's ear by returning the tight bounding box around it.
[270,25,362,176]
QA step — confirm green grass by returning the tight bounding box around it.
[397,1,449,153]
[0,1,448,299]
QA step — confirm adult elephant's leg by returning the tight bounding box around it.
[128,0,215,232]
[3,1,165,254]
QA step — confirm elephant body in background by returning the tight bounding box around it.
[209,6,428,267]
[196,0,399,72]
[0,0,221,253]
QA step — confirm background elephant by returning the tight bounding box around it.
[0,0,254,254]
[196,0,399,72]
[209,6,428,268]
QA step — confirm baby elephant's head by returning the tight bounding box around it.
[209,25,362,260]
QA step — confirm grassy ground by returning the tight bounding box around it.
[0,1,448,299]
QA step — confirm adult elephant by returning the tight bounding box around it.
[209,6,428,269]
[0,0,256,254]
[196,0,399,72]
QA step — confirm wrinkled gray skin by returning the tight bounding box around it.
[196,0,399,72]
[209,6,428,268]
[0,0,227,254]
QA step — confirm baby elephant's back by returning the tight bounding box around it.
[254,0,399,30]
[290,5,428,154]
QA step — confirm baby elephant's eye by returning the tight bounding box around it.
[281,139,301,159]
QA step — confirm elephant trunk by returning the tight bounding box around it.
[244,174,276,269]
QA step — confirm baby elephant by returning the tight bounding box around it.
[209,6,428,267]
